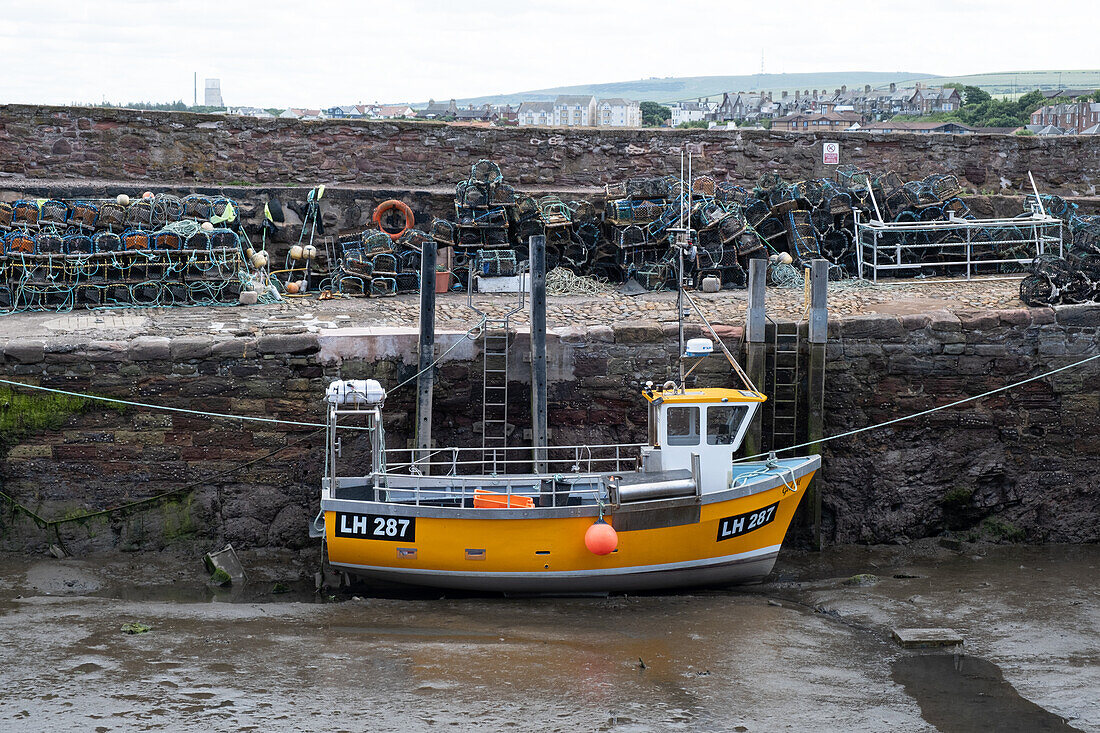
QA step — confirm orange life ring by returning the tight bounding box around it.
[372,200,414,240]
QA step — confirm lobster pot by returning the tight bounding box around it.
[184,231,213,250]
[626,177,669,200]
[429,218,456,246]
[131,282,162,306]
[35,232,65,254]
[633,262,669,291]
[575,221,601,248]
[97,203,127,232]
[489,182,516,206]
[370,277,397,297]
[514,197,540,222]
[393,271,419,293]
[39,200,70,227]
[942,197,971,219]
[793,180,825,209]
[212,199,239,230]
[477,207,509,228]
[92,231,123,253]
[363,230,395,255]
[721,262,748,288]
[152,194,183,225]
[477,249,517,277]
[63,234,94,255]
[561,241,589,271]
[125,200,154,230]
[715,182,748,205]
[371,253,398,274]
[927,174,962,201]
[396,228,430,253]
[182,195,213,221]
[571,200,597,224]
[13,201,41,228]
[0,201,13,230]
[483,228,510,247]
[210,228,239,249]
[786,210,821,261]
[692,175,716,197]
[397,249,420,272]
[744,199,771,228]
[123,230,151,251]
[756,216,786,242]
[884,187,919,219]
[153,231,182,250]
[5,231,35,254]
[470,159,503,184]
[460,181,490,207]
[717,209,748,243]
[70,202,99,231]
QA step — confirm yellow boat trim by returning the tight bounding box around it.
[643,387,767,404]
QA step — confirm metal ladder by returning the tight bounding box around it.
[481,318,511,470]
[770,319,801,452]
[465,259,526,474]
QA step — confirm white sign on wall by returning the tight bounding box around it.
[822,141,840,165]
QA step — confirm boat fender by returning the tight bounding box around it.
[372,200,415,241]
[584,520,617,556]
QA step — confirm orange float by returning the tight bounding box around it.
[372,200,414,240]
[584,520,618,555]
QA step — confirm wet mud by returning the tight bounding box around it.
[0,541,1096,732]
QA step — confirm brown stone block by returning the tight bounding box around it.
[614,320,663,344]
[956,311,1000,331]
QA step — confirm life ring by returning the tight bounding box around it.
[372,200,414,241]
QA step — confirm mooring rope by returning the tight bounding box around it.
[734,350,1100,463]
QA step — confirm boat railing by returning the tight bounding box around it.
[377,471,611,507]
[381,443,646,477]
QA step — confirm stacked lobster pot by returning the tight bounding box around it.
[334,227,428,297]
[1019,197,1100,306]
[0,193,246,312]
[602,176,680,288]
[449,160,517,287]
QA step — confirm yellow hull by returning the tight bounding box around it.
[324,470,815,593]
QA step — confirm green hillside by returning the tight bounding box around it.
[449,71,932,107]
[905,70,1100,96]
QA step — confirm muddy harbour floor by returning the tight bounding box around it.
[0,540,1096,732]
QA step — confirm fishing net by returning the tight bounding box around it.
[151,194,183,225]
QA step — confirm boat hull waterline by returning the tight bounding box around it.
[323,462,818,593]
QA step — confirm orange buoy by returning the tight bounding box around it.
[142,191,154,200]
[372,200,414,240]
[286,281,300,294]
[584,520,618,555]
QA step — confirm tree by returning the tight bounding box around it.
[960,85,991,106]
[641,101,671,127]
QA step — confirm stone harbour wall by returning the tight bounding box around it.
[3,104,1100,195]
[0,304,1097,554]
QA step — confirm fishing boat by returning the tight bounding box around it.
[311,161,820,594]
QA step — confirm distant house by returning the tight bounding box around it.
[324,105,364,119]
[553,95,597,126]
[670,101,718,127]
[366,104,416,119]
[454,104,498,123]
[279,108,324,121]
[494,104,518,124]
[1031,101,1100,134]
[771,112,862,132]
[517,101,554,126]
[596,98,641,127]
[862,120,974,134]
[227,106,273,118]
[417,99,458,119]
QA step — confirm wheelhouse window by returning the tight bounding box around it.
[707,405,749,445]
[666,406,700,446]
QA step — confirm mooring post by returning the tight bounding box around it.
[744,258,767,458]
[415,239,437,474]
[529,235,549,478]
[807,258,828,550]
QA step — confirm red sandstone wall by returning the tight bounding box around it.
[2,105,1098,195]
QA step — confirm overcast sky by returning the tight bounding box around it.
[1,0,1095,108]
